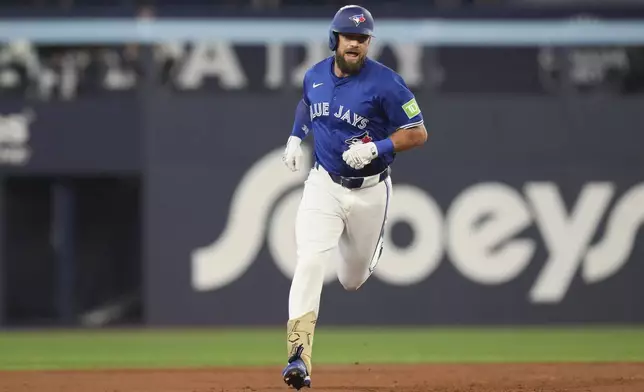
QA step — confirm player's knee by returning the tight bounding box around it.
[338,275,364,291]
[341,282,362,291]
[294,255,324,276]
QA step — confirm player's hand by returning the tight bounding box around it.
[342,141,378,170]
[282,135,303,172]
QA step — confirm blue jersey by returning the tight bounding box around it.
[301,56,424,177]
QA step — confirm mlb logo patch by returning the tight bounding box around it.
[350,14,366,26]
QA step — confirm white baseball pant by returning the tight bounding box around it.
[288,163,392,321]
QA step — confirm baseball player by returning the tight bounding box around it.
[280,4,427,389]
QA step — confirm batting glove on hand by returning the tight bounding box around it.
[342,141,378,170]
[282,135,303,172]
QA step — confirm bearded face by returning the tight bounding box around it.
[334,33,371,75]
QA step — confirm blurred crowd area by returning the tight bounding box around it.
[0,0,492,8]
[3,0,644,10]
[1,0,643,16]
[0,0,488,9]
[0,0,642,99]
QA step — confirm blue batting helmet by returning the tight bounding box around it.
[328,5,375,51]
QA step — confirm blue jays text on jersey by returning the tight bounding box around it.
[309,102,370,130]
[291,56,424,178]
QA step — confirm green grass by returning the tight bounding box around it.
[0,326,642,370]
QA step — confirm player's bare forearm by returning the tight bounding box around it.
[389,124,428,152]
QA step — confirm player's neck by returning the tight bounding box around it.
[333,63,349,78]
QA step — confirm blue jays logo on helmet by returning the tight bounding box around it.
[328,5,375,51]
[349,14,366,26]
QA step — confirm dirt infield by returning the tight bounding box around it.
[2,363,644,392]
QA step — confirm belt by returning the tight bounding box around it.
[314,162,389,190]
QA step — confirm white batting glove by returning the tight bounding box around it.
[342,141,378,170]
[282,135,303,172]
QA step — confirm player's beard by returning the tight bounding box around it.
[335,51,365,75]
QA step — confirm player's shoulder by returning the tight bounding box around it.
[365,58,408,86]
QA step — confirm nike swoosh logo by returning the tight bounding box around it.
[313,82,323,88]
